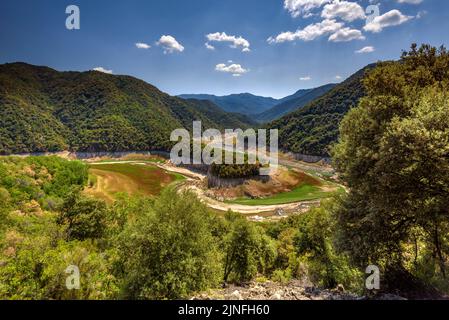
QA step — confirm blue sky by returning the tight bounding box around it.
[1,0,448,98]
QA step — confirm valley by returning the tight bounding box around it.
[83,154,341,219]
[1,43,449,301]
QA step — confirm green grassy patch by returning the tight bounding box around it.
[227,184,344,206]
[87,163,185,200]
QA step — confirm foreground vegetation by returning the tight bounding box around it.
[0,156,362,299]
[331,44,449,296]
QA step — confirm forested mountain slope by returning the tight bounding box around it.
[267,64,376,157]
[0,63,253,154]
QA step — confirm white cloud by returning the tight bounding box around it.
[300,76,311,81]
[355,46,375,53]
[364,9,413,33]
[335,75,342,80]
[135,42,151,49]
[92,67,113,74]
[268,19,343,43]
[206,32,251,52]
[205,42,215,50]
[157,35,185,54]
[321,1,366,22]
[416,10,427,19]
[215,63,249,76]
[284,0,331,18]
[397,0,423,4]
[329,27,365,42]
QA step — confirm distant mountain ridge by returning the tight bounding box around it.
[0,62,254,155]
[178,93,279,115]
[276,89,312,104]
[180,84,336,122]
[255,84,336,123]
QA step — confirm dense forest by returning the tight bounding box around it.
[268,64,375,157]
[0,63,253,155]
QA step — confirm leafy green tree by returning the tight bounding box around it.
[0,212,118,300]
[223,215,277,283]
[293,204,362,290]
[58,188,108,241]
[332,44,449,291]
[117,189,222,299]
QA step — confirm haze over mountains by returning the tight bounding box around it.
[178,93,279,116]
[179,84,336,122]
[0,62,371,157]
[255,84,336,123]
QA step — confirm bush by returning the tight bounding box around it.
[117,189,222,299]
[58,188,108,241]
[223,216,277,283]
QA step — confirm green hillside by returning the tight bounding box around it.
[0,63,253,154]
[268,64,376,157]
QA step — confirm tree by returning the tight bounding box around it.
[332,44,449,293]
[294,204,362,290]
[58,188,108,241]
[117,189,222,299]
[223,215,277,283]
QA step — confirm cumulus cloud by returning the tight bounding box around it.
[416,10,427,19]
[321,1,366,22]
[215,63,249,77]
[284,0,331,18]
[364,9,413,33]
[300,76,311,81]
[135,42,151,49]
[92,67,113,74]
[397,0,423,4]
[268,19,343,43]
[328,27,365,42]
[206,32,251,52]
[355,46,375,53]
[157,35,185,54]
[335,75,342,80]
[205,42,215,50]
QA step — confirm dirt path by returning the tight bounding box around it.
[156,163,206,180]
[156,163,321,214]
[184,185,320,214]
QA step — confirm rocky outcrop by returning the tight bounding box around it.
[191,280,410,300]
[192,281,360,301]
